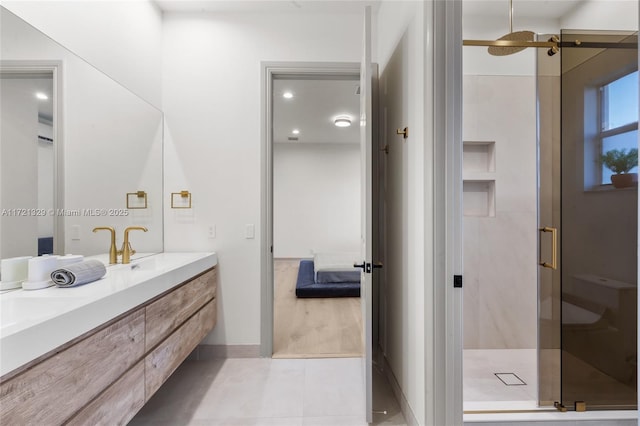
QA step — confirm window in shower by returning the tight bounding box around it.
[599,70,638,184]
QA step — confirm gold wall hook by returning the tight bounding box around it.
[396,127,408,139]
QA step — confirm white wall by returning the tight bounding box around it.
[273,143,360,259]
[376,1,426,423]
[162,11,363,346]
[1,0,163,108]
[561,0,638,30]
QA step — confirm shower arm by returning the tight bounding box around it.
[462,38,635,52]
[509,0,513,34]
[462,39,557,48]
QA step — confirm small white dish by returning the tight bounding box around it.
[22,280,54,290]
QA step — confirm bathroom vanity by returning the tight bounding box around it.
[0,252,217,425]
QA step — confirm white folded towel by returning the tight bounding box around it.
[51,259,106,288]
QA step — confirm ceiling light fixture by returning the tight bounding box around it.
[283,91,293,99]
[292,129,300,135]
[35,92,48,100]
[334,116,352,128]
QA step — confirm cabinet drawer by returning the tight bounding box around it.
[65,361,145,426]
[145,299,217,398]
[145,267,217,351]
[0,309,145,425]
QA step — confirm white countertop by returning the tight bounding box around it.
[0,252,217,377]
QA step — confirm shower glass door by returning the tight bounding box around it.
[560,29,637,410]
[539,29,638,411]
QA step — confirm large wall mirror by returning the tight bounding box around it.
[0,6,163,260]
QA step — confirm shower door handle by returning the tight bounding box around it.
[539,226,557,270]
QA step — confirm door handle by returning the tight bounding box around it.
[539,226,557,270]
[354,262,373,273]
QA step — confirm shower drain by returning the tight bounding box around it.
[494,372,527,386]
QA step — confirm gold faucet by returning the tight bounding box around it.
[92,227,118,264]
[121,226,148,264]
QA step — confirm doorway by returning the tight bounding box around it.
[270,74,364,359]
[261,54,399,423]
[0,64,61,261]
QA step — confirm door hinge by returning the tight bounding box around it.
[454,275,463,288]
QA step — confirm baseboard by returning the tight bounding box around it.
[382,355,419,426]
[188,344,261,360]
[464,411,638,425]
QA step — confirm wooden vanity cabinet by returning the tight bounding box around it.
[0,266,217,426]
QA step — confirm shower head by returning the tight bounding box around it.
[488,0,535,56]
[488,30,536,56]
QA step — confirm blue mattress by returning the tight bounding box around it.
[295,260,360,298]
[38,237,53,255]
[316,269,361,283]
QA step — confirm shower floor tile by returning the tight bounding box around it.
[464,349,537,407]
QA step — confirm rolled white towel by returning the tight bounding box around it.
[51,259,106,288]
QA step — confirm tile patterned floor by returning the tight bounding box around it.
[129,357,406,426]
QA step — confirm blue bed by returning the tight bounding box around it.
[295,259,360,298]
[38,237,53,255]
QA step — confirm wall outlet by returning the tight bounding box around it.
[208,225,216,239]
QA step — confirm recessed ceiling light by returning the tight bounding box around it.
[292,129,300,135]
[35,92,48,100]
[283,91,293,99]
[334,116,352,127]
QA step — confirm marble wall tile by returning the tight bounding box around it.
[463,75,538,349]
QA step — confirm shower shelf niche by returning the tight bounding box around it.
[463,141,496,217]
[463,180,496,217]
[463,141,495,174]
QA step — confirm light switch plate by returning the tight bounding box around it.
[245,224,255,239]
[71,225,81,240]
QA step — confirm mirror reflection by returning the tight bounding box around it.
[0,7,163,261]
[0,71,54,258]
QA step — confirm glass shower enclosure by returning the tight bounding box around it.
[538,29,638,411]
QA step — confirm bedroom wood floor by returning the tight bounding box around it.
[273,259,364,359]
